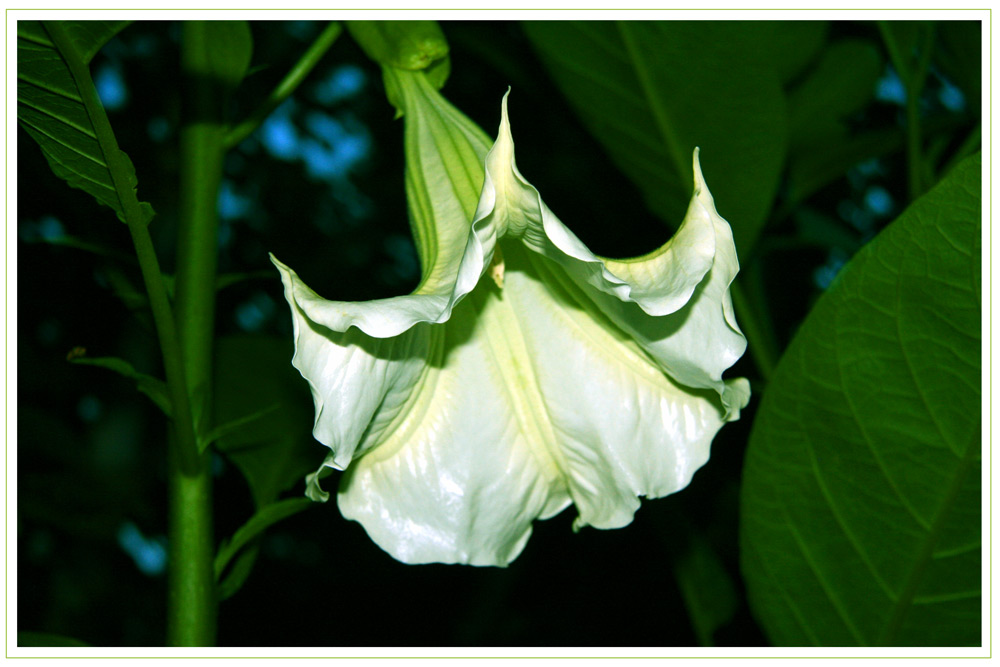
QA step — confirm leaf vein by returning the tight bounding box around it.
[781,501,869,645]
[17,96,98,140]
[17,73,84,104]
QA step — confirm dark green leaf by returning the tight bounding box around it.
[215,498,312,600]
[17,21,154,226]
[21,233,136,264]
[781,37,884,214]
[935,21,982,111]
[200,21,254,92]
[18,631,89,647]
[674,534,738,647]
[787,40,883,153]
[200,403,280,453]
[522,21,787,254]
[101,265,149,313]
[16,20,129,64]
[215,497,313,587]
[878,21,927,82]
[214,335,317,508]
[785,127,905,208]
[70,356,171,417]
[217,543,261,602]
[756,21,828,85]
[215,270,275,292]
[792,208,864,255]
[741,154,981,646]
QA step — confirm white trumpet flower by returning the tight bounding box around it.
[272,70,749,566]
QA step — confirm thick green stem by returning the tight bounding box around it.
[167,446,216,646]
[166,20,229,647]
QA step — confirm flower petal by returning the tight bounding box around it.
[336,239,745,562]
[271,255,435,473]
[273,87,750,567]
[388,68,495,299]
[336,293,571,566]
[475,93,749,415]
[497,241,745,529]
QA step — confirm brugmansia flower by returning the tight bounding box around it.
[271,69,750,566]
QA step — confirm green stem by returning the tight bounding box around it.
[879,22,936,202]
[165,20,232,647]
[43,22,200,476]
[167,447,215,646]
[224,21,342,149]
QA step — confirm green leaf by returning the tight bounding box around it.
[740,154,981,646]
[21,233,137,264]
[196,20,253,93]
[18,631,89,647]
[214,497,313,593]
[674,534,739,647]
[216,543,261,602]
[785,127,905,209]
[878,21,928,83]
[215,270,275,292]
[935,21,982,111]
[101,265,149,313]
[17,21,154,225]
[214,335,317,508]
[522,21,787,254]
[757,21,828,86]
[787,39,883,154]
[70,356,172,417]
[792,207,864,255]
[200,403,280,453]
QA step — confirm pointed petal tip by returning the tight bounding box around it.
[500,87,512,126]
[692,147,705,190]
[691,147,716,208]
[269,252,290,272]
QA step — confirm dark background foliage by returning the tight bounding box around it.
[17,20,980,647]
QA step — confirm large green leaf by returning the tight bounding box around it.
[740,154,981,646]
[787,39,882,156]
[213,336,318,599]
[17,21,153,224]
[783,39,884,209]
[214,335,317,508]
[522,21,790,254]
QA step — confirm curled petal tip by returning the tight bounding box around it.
[305,469,330,503]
